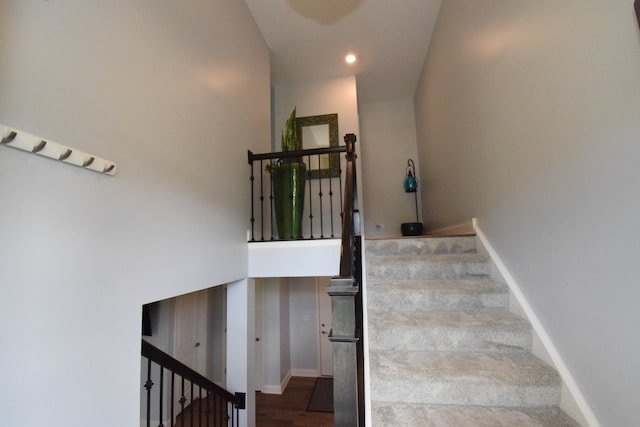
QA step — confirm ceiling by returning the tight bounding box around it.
[244,0,442,104]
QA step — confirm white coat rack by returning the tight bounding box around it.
[1,123,117,176]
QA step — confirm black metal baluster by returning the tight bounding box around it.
[180,377,186,414]
[190,381,194,427]
[318,156,324,238]
[222,396,226,427]
[339,162,344,224]
[224,394,228,426]
[205,391,211,427]
[259,159,265,241]
[218,397,222,427]
[171,372,175,426]
[249,154,255,242]
[212,393,217,426]
[198,386,202,427]
[329,170,335,237]
[269,159,275,240]
[289,161,295,239]
[158,367,164,427]
[308,154,313,239]
[144,358,153,427]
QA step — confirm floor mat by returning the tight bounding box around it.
[306,377,334,413]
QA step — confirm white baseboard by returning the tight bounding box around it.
[474,220,599,427]
[426,220,475,236]
[261,370,292,395]
[290,368,320,377]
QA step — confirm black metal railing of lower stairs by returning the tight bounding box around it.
[327,133,365,426]
[247,144,348,241]
[141,339,245,427]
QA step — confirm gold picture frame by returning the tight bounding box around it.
[296,113,339,179]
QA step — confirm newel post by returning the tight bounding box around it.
[328,276,360,426]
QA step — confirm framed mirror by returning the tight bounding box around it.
[296,113,339,179]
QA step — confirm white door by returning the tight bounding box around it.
[173,290,208,409]
[174,290,208,373]
[255,280,264,391]
[209,285,227,387]
[318,277,333,376]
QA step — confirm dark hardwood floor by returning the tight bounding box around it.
[256,377,334,427]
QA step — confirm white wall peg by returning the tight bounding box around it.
[1,123,117,176]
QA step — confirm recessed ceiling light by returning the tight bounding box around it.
[345,54,357,64]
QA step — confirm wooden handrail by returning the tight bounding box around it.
[327,133,363,426]
[339,133,358,277]
[141,339,241,407]
[248,145,347,164]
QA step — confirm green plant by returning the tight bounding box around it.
[267,107,299,174]
[281,107,299,151]
[266,107,307,239]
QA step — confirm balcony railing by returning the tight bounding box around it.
[247,145,348,241]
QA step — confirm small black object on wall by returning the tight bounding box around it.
[635,0,640,29]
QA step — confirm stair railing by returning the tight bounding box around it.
[247,145,348,241]
[327,133,365,426]
[141,339,245,427]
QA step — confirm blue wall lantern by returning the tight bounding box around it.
[401,159,423,236]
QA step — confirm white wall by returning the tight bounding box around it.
[268,77,360,240]
[259,277,291,393]
[288,277,320,375]
[359,98,421,236]
[273,76,359,150]
[0,1,269,426]
[249,240,340,277]
[414,1,640,425]
[259,275,335,387]
[279,279,291,382]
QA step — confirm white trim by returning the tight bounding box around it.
[474,220,600,427]
[282,369,292,391]
[260,370,292,395]
[290,368,320,377]
[260,385,283,394]
[425,220,475,236]
[248,239,340,278]
[360,241,372,427]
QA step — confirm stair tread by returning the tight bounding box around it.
[369,351,561,407]
[371,403,581,427]
[367,279,510,312]
[368,253,489,262]
[367,278,507,289]
[367,254,491,281]
[370,351,560,385]
[365,236,478,256]
[369,310,532,352]
[369,310,530,327]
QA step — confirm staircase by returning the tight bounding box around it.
[365,236,581,426]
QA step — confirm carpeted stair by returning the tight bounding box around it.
[365,236,580,426]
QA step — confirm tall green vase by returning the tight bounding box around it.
[272,161,306,240]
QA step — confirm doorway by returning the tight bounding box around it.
[317,277,333,377]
